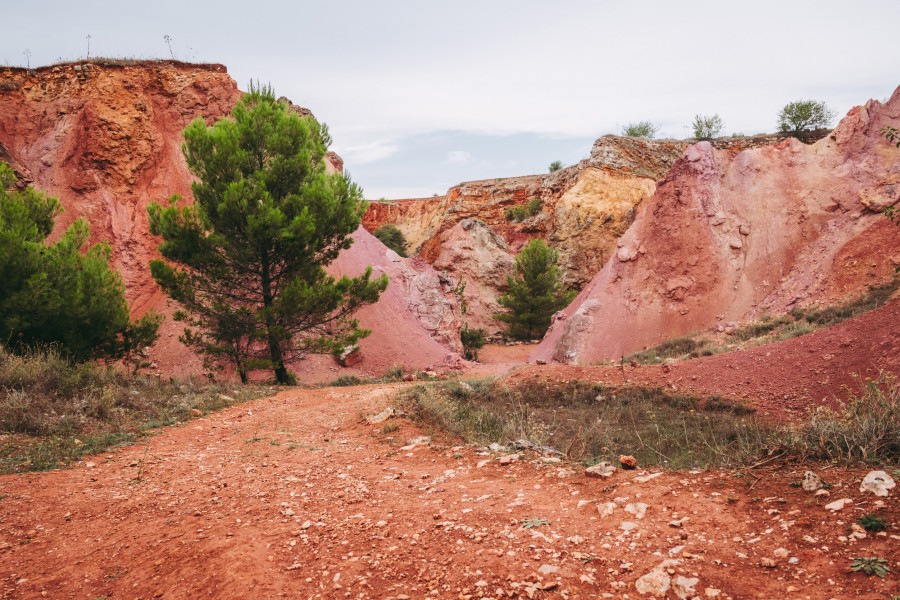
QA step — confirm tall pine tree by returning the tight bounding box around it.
[149,85,387,384]
[494,239,574,340]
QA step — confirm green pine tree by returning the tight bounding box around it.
[0,163,159,360]
[149,84,387,384]
[494,239,575,340]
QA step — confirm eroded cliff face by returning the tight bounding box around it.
[0,61,461,377]
[533,88,900,365]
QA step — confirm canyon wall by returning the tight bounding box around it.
[533,88,900,364]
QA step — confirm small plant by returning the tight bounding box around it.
[460,325,487,361]
[548,161,564,173]
[692,114,724,140]
[857,514,888,532]
[622,121,660,139]
[330,375,364,387]
[382,422,400,434]
[850,557,890,578]
[521,517,549,529]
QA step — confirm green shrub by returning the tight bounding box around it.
[778,100,836,135]
[692,114,724,140]
[460,325,486,361]
[622,121,659,139]
[548,161,563,172]
[373,224,409,257]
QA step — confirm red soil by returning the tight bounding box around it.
[1,383,897,599]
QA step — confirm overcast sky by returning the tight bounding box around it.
[3,1,899,198]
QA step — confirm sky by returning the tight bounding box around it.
[2,0,899,199]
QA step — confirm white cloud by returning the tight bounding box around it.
[446,150,473,165]
[334,139,398,164]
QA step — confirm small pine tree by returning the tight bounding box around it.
[494,239,575,340]
[373,224,408,257]
[0,163,159,360]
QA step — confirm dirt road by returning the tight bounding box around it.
[1,383,897,599]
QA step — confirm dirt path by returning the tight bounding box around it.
[1,383,897,599]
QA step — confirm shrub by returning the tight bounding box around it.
[850,557,890,578]
[506,199,542,222]
[777,100,836,135]
[548,161,564,173]
[692,114,724,140]
[622,121,660,139]
[460,325,486,361]
[373,224,409,257]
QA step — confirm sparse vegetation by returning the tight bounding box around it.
[625,277,899,365]
[495,239,575,340]
[778,100,836,136]
[692,113,724,140]
[548,161,564,173]
[790,372,899,463]
[622,121,660,139]
[505,198,543,222]
[850,557,890,578]
[399,371,900,468]
[373,224,409,257]
[857,514,888,532]
[0,347,272,473]
[399,380,779,468]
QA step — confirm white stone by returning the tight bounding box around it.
[860,471,895,497]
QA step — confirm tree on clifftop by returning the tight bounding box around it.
[777,100,836,136]
[0,163,159,360]
[149,85,387,384]
[494,239,575,341]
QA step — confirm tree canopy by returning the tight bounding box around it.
[777,100,836,135]
[0,163,159,360]
[494,239,575,341]
[149,85,387,384]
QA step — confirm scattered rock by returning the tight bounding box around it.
[337,344,362,367]
[597,502,616,518]
[759,557,776,568]
[538,564,559,575]
[801,470,824,492]
[497,454,520,465]
[619,455,637,469]
[860,471,895,497]
[672,575,699,599]
[635,559,680,596]
[824,498,853,511]
[624,502,648,519]
[634,472,663,483]
[367,407,395,424]
[585,462,616,478]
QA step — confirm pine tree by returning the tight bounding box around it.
[149,85,387,384]
[0,163,159,360]
[494,239,575,340]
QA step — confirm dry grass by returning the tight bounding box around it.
[0,348,273,473]
[399,380,780,469]
[399,372,900,469]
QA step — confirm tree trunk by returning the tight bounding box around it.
[261,256,290,385]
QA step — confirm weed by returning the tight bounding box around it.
[382,423,400,434]
[790,372,899,463]
[330,375,364,387]
[857,514,888,532]
[850,557,890,578]
[521,517,549,529]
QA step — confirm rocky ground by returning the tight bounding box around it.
[1,381,897,599]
